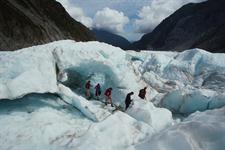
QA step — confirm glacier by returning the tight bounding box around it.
[0,40,225,150]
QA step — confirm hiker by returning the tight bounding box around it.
[138,87,147,100]
[104,87,113,107]
[125,92,134,110]
[85,80,91,98]
[94,83,101,99]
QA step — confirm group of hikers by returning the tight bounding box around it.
[85,80,147,110]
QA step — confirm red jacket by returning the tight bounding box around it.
[104,88,112,96]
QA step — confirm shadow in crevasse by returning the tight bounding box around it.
[60,61,127,104]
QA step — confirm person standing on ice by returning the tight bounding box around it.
[138,87,147,100]
[125,92,134,110]
[95,83,101,99]
[104,87,113,107]
[85,80,91,99]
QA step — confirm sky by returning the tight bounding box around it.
[56,0,206,41]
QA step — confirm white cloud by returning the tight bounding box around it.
[134,0,206,33]
[93,7,129,34]
[67,6,93,28]
[56,0,93,28]
[57,0,206,40]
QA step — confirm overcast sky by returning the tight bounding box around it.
[57,0,205,41]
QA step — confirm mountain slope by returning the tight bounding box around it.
[132,0,225,52]
[92,29,130,50]
[0,0,95,51]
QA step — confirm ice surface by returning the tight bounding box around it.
[0,94,155,150]
[135,107,225,150]
[134,48,225,114]
[70,111,154,150]
[161,88,225,114]
[0,94,93,150]
[126,99,173,132]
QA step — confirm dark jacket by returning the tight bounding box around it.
[95,84,101,96]
[138,88,146,99]
[125,92,134,110]
[125,92,133,104]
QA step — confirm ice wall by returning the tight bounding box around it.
[0,48,58,99]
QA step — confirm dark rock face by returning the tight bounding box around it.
[92,29,131,50]
[132,0,225,52]
[0,0,95,51]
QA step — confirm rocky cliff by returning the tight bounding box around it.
[0,0,95,51]
[132,0,225,52]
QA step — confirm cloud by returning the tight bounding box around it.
[57,0,206,40]
[56,0,93,28]
[67,6,93,28]
[134,0,206,33]
[67,0,150,19]
[93,7,129,34]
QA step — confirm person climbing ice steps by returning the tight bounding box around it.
[138,87,147,100]
[125,92,134,111]
[85,80,91,99]
[95,83,101,100]
[104,87,113,107]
